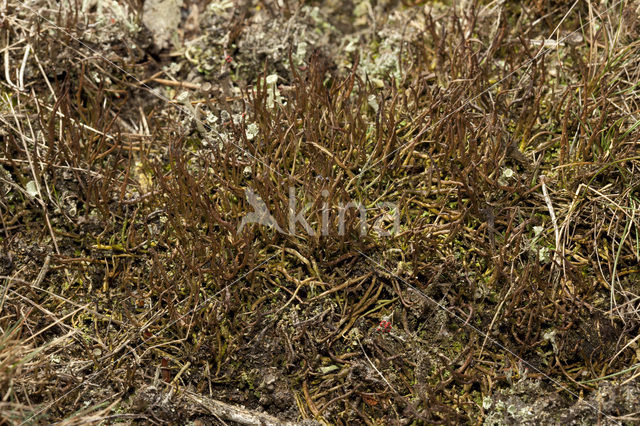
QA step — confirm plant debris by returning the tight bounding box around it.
[2,0,640,424]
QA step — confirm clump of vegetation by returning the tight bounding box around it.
[1,0,640,424]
